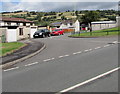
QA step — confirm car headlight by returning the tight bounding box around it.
[39,33,42,35]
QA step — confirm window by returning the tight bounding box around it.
[19,28,23,35]
[17,23,20,26]
[70,23,73,26]
[23,23,26,26]
[7,22,11,26]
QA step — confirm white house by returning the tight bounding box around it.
[0,17,34,42]
[51,20,80,32]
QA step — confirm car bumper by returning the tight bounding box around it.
[51,33,59,36]
[33,35,42,38]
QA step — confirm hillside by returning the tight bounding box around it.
[1,10,118,26]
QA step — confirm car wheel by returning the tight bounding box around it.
[42,34,45,38]
[48,34,51,37]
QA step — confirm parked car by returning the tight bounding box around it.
[51,29,64,36]
[33,29,51,38]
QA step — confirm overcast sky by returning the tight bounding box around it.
[1,0,119,12]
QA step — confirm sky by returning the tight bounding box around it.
[0,0,119,12]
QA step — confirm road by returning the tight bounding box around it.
[2,34,119,92]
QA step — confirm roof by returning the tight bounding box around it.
[50,20,77,26]
[91,21,116,24]
[50,22,62,26]
[62,20,76,24]
[1,17,33,23]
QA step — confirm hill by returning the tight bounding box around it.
[1,10,118,26]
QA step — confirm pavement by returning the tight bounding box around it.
[1,39,45,66]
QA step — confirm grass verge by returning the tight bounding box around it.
[69,27,120,37]
[0,42,26,56]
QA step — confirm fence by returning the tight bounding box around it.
[70,28,120,37]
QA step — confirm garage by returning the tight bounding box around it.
[6,26,17,42]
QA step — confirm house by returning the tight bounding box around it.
[50,20,80,32]
[0,17,35,42]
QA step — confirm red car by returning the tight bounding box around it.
[51,29,64,36]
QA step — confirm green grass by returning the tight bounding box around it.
[0,42,25,56]
[70,27,120,37]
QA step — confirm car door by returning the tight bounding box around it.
[45,29,49,35]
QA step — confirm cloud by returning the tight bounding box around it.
[1,2,118,12]
[2,0,120,2]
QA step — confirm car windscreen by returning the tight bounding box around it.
[54,29,60,31]
[37,30,45,33]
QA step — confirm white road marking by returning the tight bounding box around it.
[104,45,110,47]
[51,58,55,60]
[113,41,118,44]
[59,56,64,58]
[59,55,69,58]
[73,51,82,55]
[94,47,101,49]
[84,50,89,52]
[88,49,92,51]
[64,55,69,57]
[4,67,19,72]
[43,58,55,62]
[25,62,38,66]
[58,67,120,93]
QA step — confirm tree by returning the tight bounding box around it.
[75,11,79,16]
[36,13,43,21]
[27,12,31,17]
[61,16,67,20]
[81,11,100,35]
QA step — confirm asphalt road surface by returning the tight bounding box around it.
[2,34,119,93]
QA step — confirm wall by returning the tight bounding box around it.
[38,27,46,30]
[16,26,30,40]
[0,21,5,26]
[92,23,117,31]
[26,23,31,26]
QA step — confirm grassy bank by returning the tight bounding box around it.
[69,27,120,37]
[0,42,25,56]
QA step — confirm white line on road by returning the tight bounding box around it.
[113,41,118,44]
[84,49,90,52]
[64,55,69,57]
[88,49,92,51]
[59,56,64,58]
[104,45,110,47]
[57,67,120,93]
[59,55,69,58]
[73,51,82,55]
[84,49,93,52]
[94,47,101,49]
[43,58,55,62]
[25,62,38,66]
[3,67,19,72]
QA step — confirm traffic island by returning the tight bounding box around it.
[0,40,46,69]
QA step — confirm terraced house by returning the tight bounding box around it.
[0,17,37,42]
